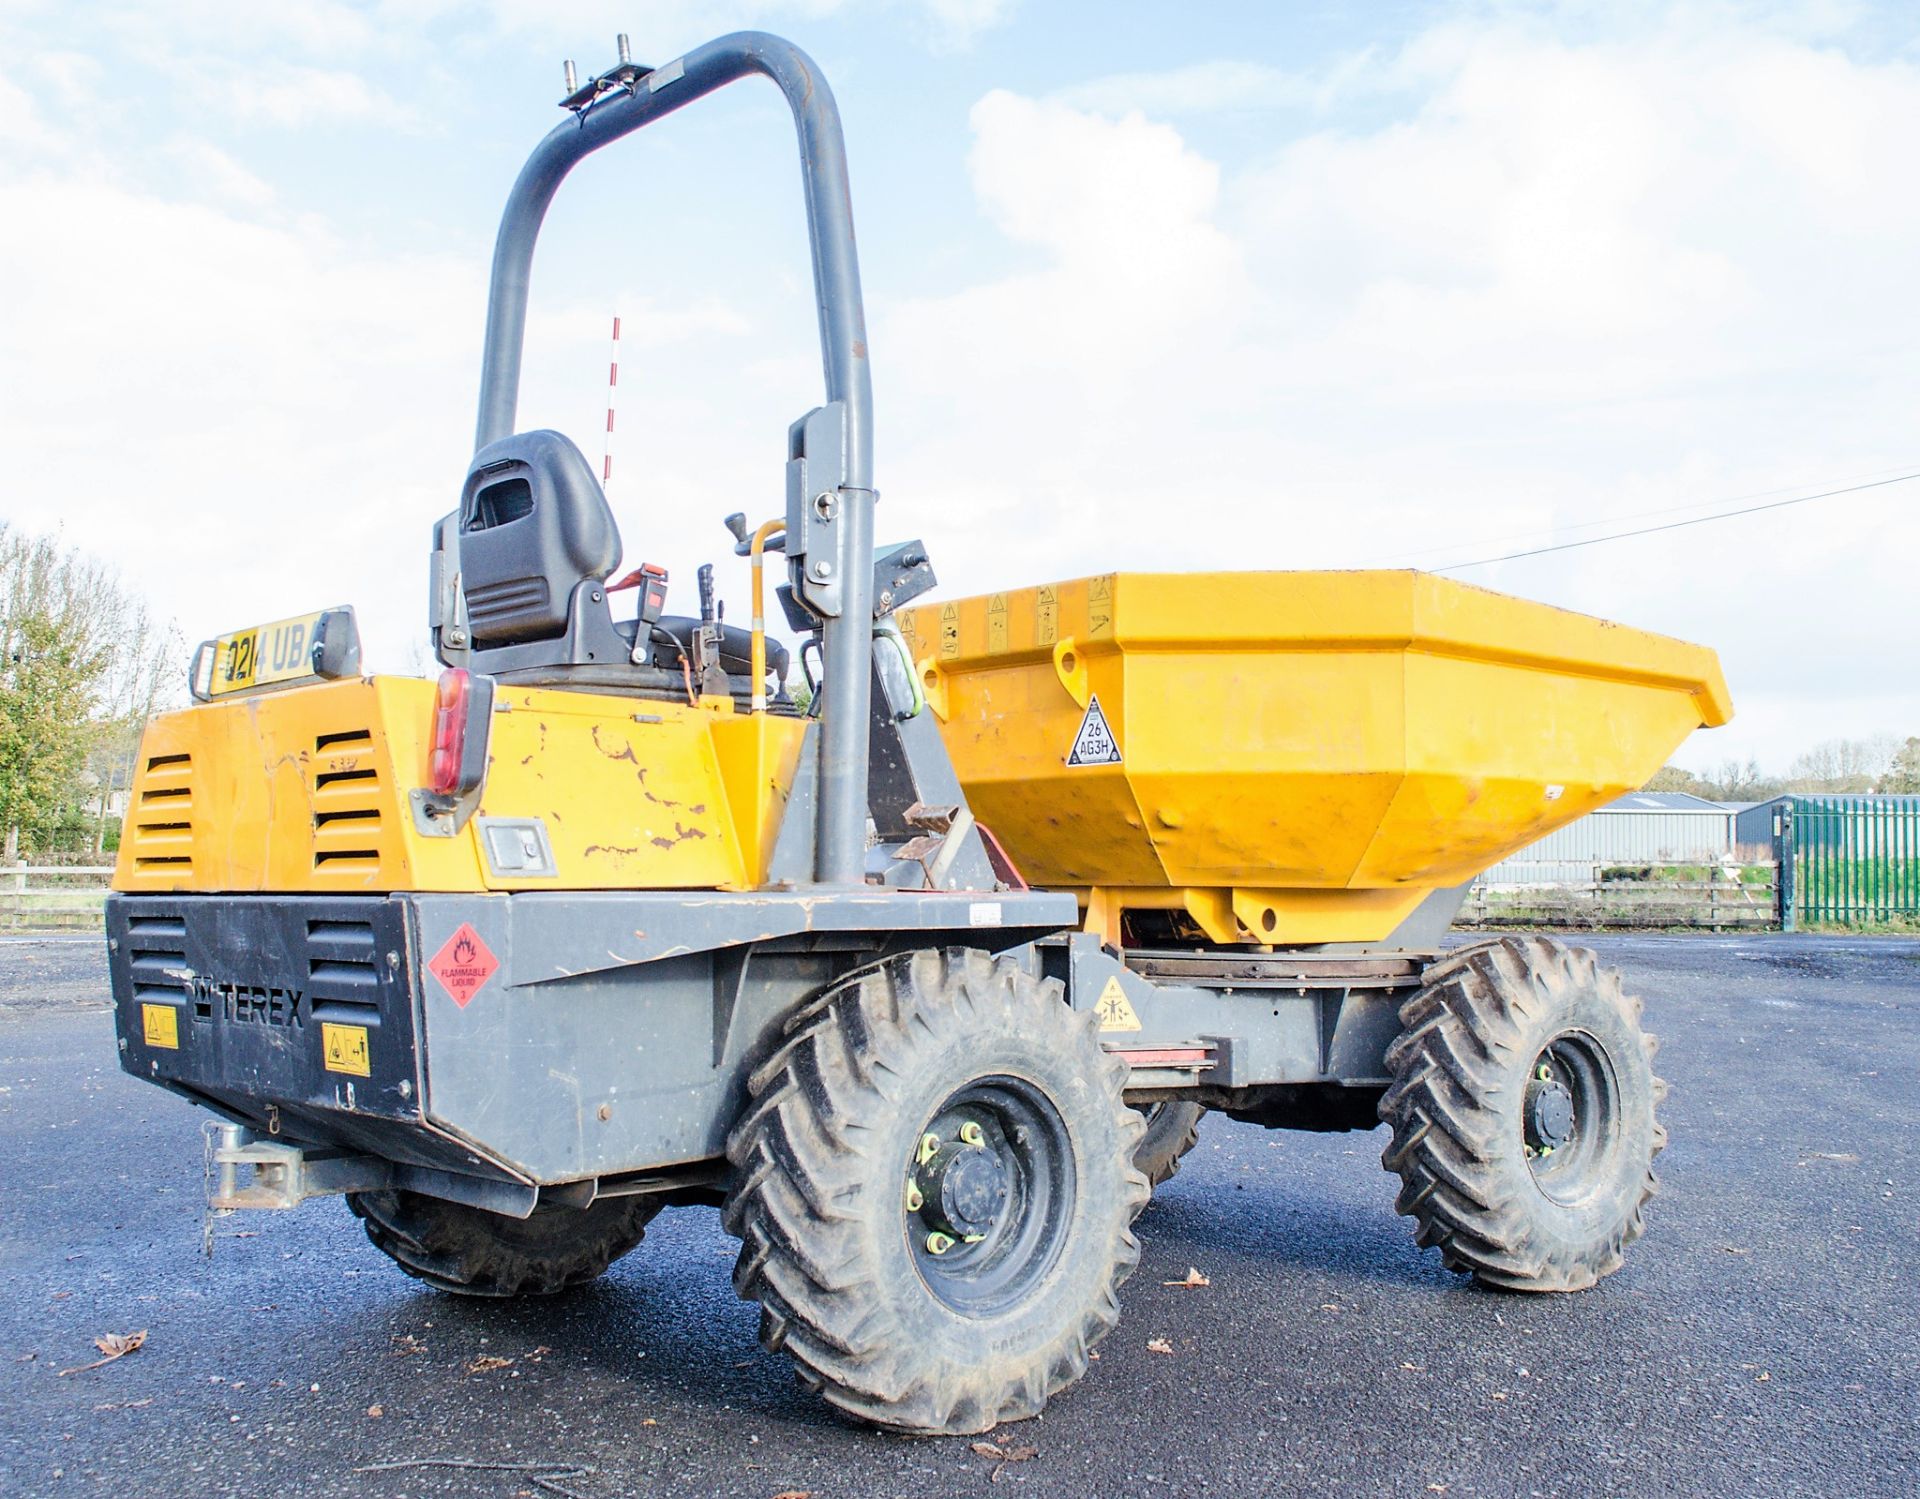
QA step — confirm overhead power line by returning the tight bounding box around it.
[1367,463,1920,567]
[1431,470,1920,573]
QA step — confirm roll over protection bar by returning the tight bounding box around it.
[471,32,877,884]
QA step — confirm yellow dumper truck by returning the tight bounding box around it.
[105,32,1730,1435]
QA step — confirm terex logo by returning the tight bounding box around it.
[193,975,307,1028]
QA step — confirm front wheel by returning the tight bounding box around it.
[722,948,1148,1434]
[1378,937,1665,1291]
[347,1190,661,1297]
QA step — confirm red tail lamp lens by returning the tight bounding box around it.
[429,669,471,794]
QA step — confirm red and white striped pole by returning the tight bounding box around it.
[602,314,621,490]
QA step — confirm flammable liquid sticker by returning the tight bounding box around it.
[427,922,500,1009]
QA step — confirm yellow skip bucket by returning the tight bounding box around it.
[899,571,1731,947]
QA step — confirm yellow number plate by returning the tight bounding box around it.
[322,1022,371,1077]
[209,610,325,697]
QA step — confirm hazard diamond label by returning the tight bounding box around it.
[427,922,499,1008]
[1066,693,1123,766]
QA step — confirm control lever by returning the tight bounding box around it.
[694,564,730,698]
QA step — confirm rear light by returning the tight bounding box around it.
[429,670,469,793]
[428,669,493,796]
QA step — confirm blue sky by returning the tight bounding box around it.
[3,0,1917,772]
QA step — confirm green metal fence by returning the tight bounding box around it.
[1787,796,1920,928]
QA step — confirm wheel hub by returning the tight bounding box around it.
[918,1140,1008,1238]
[1525,1074,1576,1151]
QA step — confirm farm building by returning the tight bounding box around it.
[1479,791,1739,885]
[1735,794,1920,852]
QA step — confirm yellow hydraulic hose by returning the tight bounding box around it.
[749,519,785,713]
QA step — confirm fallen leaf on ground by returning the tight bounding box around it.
[1145,1337,1174,1355]
[1721,1246,1750,1255]
[1400,1362,1425,1372]
[466,1355,514,1374]
[770,1491,814,1498]
[366,1405,383,1418]
[970,1442,1038,1482]
[1797,1152,1860,1165]
[1163,1267,1210,1288]
[57,1330,147,1377]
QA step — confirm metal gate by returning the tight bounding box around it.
[1781,796,1920,928]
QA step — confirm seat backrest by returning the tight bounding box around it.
[458,430,618,647]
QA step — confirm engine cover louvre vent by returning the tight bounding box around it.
[311,727,386,878]
[305,916,382,1016]
[123,907,194,1010]
[128,752,194,880]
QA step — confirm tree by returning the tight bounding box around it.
[1691,758,1783,802]
[1784,735,1898,794]
[1643,764,1704,793]
[0,525,180,858]
[1881,737,1920,794]
[80,595,182,854]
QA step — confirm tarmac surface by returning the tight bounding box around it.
[1,932,1916,1498]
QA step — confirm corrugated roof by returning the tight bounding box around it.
[1602,792,1735,813]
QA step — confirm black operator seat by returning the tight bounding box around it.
[449,429,786,685]
[459,429,618,649]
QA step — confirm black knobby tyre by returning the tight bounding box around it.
[1133,1101,1205,1189]
[1378,936,1665,1292]
[348,1190,662,1297]
[721,948,1149,1435]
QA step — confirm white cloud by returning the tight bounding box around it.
[403,0,1009,52]
[922,0,1015,50]
[0,166,480,671]
[182,60,418,128]
[1056,59,1318,116]
[96,0,381,58]
[874,12,1920,769]
[163,138,277,207]
[0,136,771,678]
[0,73,53,147]
[237,65,412,127]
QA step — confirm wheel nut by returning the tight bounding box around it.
[904,1182,924,1213]
[958,1120,985,1148]
[918,1132,941,1166]
[926,1231,955,1255]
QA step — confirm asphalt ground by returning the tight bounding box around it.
[1,933,1915,1498]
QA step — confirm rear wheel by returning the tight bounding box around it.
[1133,1101,1205,1189]
[348,1190,661,1297]
[722,948,1148,1434]
[1378,936,1664,1291]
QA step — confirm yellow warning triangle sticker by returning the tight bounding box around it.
[1095,976,1141,1032]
